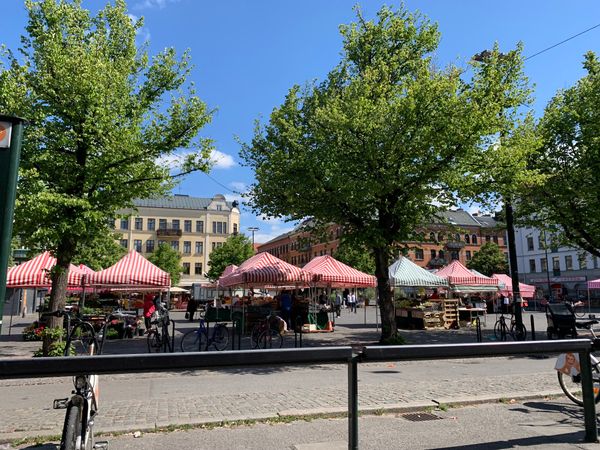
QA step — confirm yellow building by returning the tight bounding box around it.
[115,194,240,287]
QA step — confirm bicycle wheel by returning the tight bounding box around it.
[146,330,162,353]
[258,328,283,349]
[494,319,509,341]
[212,324,229,351]
[251,323,264,349]
[574,304,586,319]
[180,329,206,352]
[61,403,82,450]
[558,363,600,406]
[69,323,98,356]
[511,322,527,341]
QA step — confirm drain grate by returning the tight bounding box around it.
[401,412,442,422]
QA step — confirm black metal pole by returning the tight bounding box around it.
[578,349,598,442]
[347,354,359,450]
[543,231,553,302]
[506,200,525,340]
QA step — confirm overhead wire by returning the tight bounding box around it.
[524,22,600,61]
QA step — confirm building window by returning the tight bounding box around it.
[109,218,116,229]
[216,204,223,211]
[120,218,129,230]
[438,250,445,260]
[212,221,227,234]
[172,219,180,230]
[527,236,534,251]
[415,248,424,260]
[147,218,155,231]
[233,223,238,234]
[466,250,472,261]
[195,241,203,254]
[184,220,192,232]
[120,239,128,249]
[146,239,155,253]
[134,218,143,230]
[472,235,478,245]
[529,259,536,273]
[171,241,179,252]
[429,232,436,242]
[182,263,190,275]
[183,241,191,254]
[565,255,573,271]
[579,254,588,270]
[464,234,470,244]
[195,263,203,275]
[159,219,167,230]
[493,235,499,244]
[430,250,436,259]
[541,257,548,272]
[134,239,142,252]
[196,220,204,233]
[158,240,166,247]
[455,233,461,242]
[552,256,560,274]
[485,235,491,243]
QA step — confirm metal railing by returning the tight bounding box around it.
[0,340,597,449]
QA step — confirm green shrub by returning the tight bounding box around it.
[33,327,74,357]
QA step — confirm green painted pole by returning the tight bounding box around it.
[0,115,26,335]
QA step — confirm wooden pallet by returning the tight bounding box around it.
[443,299,459,329]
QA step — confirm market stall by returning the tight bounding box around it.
[388,256,450,329]
[492,273,535,308]
[7,251,93,289]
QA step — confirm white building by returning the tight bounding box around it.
[514,227,600,303]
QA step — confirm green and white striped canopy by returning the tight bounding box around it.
[388,257,448,288]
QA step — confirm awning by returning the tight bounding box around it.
[492,273,536,299]
[436,260,499,286]
[388,256,448,288]
[6,252,94,288]
[218,252,309,288]
[89,250,170,289]
[303,255,376,288]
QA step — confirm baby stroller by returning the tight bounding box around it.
[546,302,577,339]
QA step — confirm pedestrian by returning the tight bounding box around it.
[186,297,197,321]
[143,293,156,333]
[501,294,510,314]
[334,290,342,318]
[348,291,357,313]
[280,290,293,329]
[343,288,350,308]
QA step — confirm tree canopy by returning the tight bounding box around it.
[241,5,529,341]
[206,234,254,281]
[0,0,214,352]
[333,241,375,275]
[148,243,182,286]
[466,242,508,276]
[517,52,600,257]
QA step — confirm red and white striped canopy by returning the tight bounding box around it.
[217,264,238,287]
[303,255,376,288]
[6,252,93,288]
[435,260,499,286]
[218,252,309,288]
[588,278,600,289]
[492,273,536,299]
[88,250,170,288]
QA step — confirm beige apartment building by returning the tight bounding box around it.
[115,194,240,287]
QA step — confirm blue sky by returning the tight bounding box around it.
[4,0,600,243]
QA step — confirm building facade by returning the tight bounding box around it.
[258,210,507,269]
[514,227,600,302]
[115,194,240,287]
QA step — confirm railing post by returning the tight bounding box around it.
[347,353,359,450]
[530,315,536,341]
[578,348,598,443]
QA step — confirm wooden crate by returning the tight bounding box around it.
[442,299,459,329]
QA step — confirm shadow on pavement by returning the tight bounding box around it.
[434,431,587,449]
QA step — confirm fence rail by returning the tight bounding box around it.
[0,340,597,449]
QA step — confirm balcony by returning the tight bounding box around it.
[156,228,182,237]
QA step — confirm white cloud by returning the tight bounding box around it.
[224,193,244,204]
[210,150,236,169]
[230,181,247,192]
[128,14,151,41]
[135,0,180,9]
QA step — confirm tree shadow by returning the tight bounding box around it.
[434,431,587,449]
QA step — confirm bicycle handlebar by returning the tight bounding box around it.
[41,310,67,318]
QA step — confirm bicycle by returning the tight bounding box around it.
[180,313,229,352]
[41,310,109,450]
[556,319,600,406]
[493,312,526,341]
[147,304,173,353]
[250,314,285,349]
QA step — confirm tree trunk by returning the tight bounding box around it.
[373,246,396,341]
[42,242,74,356]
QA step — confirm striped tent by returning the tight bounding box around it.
[435,260,499,286]
[218,252,309,288]
[388,256,448,288]
[6,252,93,288]
[588,278,600,289]
[492,274,535,299]
[88,250,170,288]
[303,255,376,288]
[217,264,238,288]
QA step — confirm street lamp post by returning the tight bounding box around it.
[0,115,26,335]
[542,231,553,303]
[247,227,259,248]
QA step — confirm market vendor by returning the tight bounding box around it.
[143,293,156,332]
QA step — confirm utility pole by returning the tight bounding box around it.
[247,227,259,249]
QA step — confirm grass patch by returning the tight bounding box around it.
[11,434,61,447]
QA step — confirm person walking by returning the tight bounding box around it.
[334,290,342,318]
[348,291,357,313]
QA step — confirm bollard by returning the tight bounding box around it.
[475,316,482,342]
[170,321,175,353]
[530,315,536,341]
[579,348,599,442]
[347,354,359,450]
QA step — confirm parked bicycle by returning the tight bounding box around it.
[555,319,600,406]
[493,312,526,341]
[41,310,108,450]
[180,312,229,352]
[147,303,173,353]
[250,314,285,349]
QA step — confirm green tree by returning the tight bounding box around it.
[72,232,126,271]
[206,234,254,281]
[466,242,508,276]
[517,52,600,257]
[333,241,375,275]
[0,0,214,353]
[241,5,528,341]
[148,243,182,287]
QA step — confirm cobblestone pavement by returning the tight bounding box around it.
[0,308,579,441]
